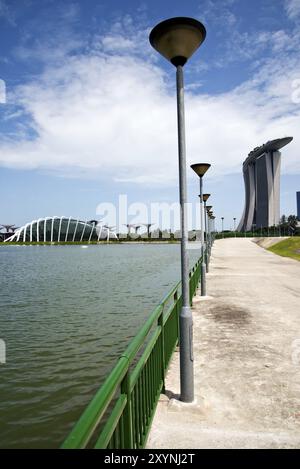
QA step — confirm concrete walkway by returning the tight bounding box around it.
[147,238,300,449]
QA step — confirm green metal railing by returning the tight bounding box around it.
[61,256,202,449]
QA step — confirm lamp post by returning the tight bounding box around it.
[202,193,210,272]
[233,217,236,237]
[221,217,224,237]
[206,205,212,260]
[208,211,213,245]
[191,164,211,297]
[150,17,206,403]
[211,215,216,237]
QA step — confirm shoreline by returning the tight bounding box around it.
[0,240,182,246]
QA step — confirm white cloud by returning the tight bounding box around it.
[1,9,300,185]
[285,0,300,19]
[0,78,6,103]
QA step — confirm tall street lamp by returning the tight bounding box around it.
[202,194,210,239]
[211,215,216,234]
[208,211,213,243]
[191,163,211,297]
[150,17,206,403]
[202,193,210,273]
[221,217,224,237]
[206,205,213,263]
[233,217,236,237]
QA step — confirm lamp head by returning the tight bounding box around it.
[149,17,206,67]
[191,163,211,178]
[203,193,210,202]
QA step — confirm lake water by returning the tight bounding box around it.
[0,244,199,448]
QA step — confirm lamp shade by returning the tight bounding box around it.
[191,163,211,177]
[206,205,212,211]
[149,17,206,67]
[203,193,210,202]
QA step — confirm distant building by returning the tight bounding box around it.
[297,192,300,220]
[238,137,293,231]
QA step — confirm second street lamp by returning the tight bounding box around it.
[206,205,212,262]
[150,17,206,403]
[191,163,211,297]
[208,211,213,248]
[211,215,216,234]
[202,193,210,273]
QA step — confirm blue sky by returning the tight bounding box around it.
[0,0,299,231]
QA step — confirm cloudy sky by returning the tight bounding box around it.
[0,0,299,230]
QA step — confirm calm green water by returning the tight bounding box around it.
[0,244,199,448]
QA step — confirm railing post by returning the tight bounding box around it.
[174,290,179,345]
[193,267,196,297]
[120,371,133,448]
[158,310,165,393]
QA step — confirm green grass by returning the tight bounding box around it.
[268,237,300,261]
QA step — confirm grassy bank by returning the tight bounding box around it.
[267,237,300,262]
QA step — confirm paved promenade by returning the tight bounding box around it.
[147,238,300,449]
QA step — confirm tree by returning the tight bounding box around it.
[287,215,298,230]
[280,215,287,225]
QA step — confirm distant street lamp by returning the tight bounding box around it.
[202,193,210,240]
[206,206,213,264]
[191,163,211,297]
[211,215,216,235]
[233,217,236,237]
[150,17,206,403]
[209,212,215,239]
[221,217,224,237]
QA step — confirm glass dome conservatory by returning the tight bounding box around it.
[4,217,118,243]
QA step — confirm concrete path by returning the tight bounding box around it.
[147,238,300,449]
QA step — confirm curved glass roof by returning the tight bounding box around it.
[4,217,118,243]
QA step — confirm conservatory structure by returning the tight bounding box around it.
[4,217,118,243]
